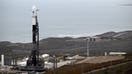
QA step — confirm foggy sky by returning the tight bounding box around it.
[0,0,132,42]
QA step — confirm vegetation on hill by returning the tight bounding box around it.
[0,31,132,58]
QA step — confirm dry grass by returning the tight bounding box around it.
[45,57,132,74]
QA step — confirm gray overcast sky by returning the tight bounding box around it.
[0,0,132,42]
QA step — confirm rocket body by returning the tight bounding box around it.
[20,5,45,72]
[26,6,42,67]
[32,6,39,50]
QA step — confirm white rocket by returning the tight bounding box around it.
[32,5,39,25]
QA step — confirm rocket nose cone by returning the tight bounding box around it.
[32,5,38,12]
[32,5,36,11]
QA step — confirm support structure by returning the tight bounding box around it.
[20,6,45,72]
[26,6,40,67]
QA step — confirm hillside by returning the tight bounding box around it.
[0,30,132,58]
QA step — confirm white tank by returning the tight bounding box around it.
[1,54,4,66]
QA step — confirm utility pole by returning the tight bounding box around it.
[53,55,57,74]
[86,37,95,57]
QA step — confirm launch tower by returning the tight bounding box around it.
[20,6,45,72]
